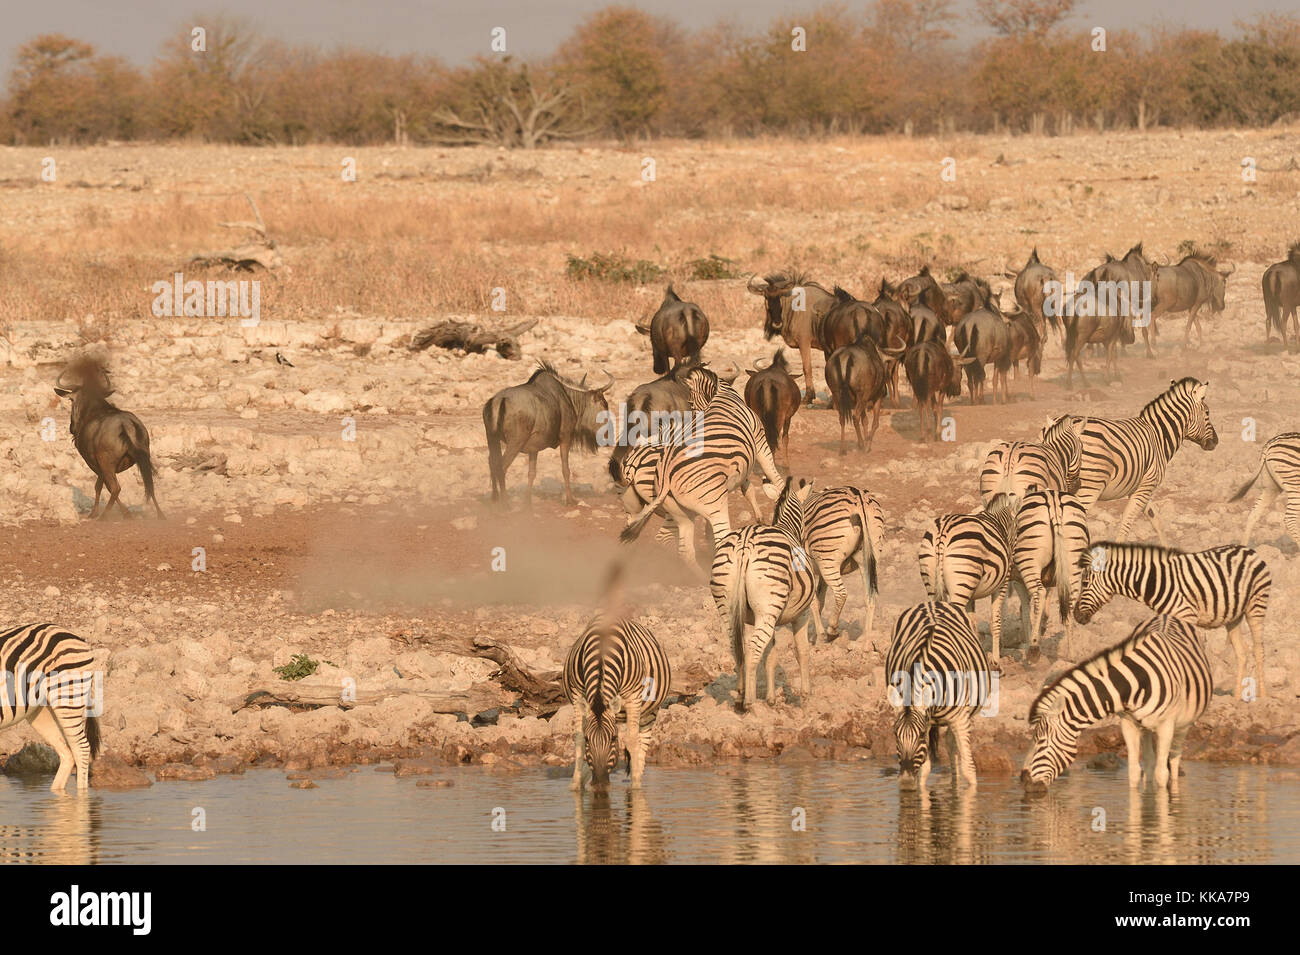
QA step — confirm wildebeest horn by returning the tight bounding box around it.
[715,359,741,382]
[55,367,72,390]
[746,274,769,295]
[752,356,772,372]
[1221,262,1236,275]
[589,369,614,392]
[883,346,907,357]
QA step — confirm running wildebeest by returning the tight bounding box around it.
[872,279,915,405]
[53,359,165,520]
[952,300,1013,404]
[1063,243,1153,387]
[896,265,953,326]
[747,270,838,404]
[898,339,960,442]
[1010,248,1060,344]
[1263,242,1300,350]
[637,285,709,374]
[1150,252,1232,352]
[483,361,613,506]
[942,272,993,324]
[825,333,891,454]
[745,349,803,468]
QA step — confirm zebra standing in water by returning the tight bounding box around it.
[1074,541,1270,699]
[978,413,1085,505]
[886,602,992,790]
[1022,615,1212,792]
[1056,377,1218,544]
[621,377,783,571]
[1011,490,1090,664]
[1232,432,1300,549]
[803,486,885,640]
[0,624,101,793]
[562,616,671,790]
[917,494,1020,668]
[711,477,821,711]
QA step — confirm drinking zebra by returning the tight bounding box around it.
[1021,615,1212,792]
[621,380,783,570]
[978,414,1084,505]
[0,623,101,793]
[1232,432,1300,549]
[918,494,1019,667]
[885,602,992,790]
[710,477,821,711]
[1074,541,1270,699]
[1011,490,1090,664]
[803,486,885,640]
[1054,378,1218,543]
[562,615,671,790]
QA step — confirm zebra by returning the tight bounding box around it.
[621,379,783,570]
[978,413,1085,505]
[885,602,992,790]
[710,477,821,711]
[1074,541,1270,699]
[1011,490,1090,664]
[0,623,101,793]
[562,615,671,790]
[803,486,885,640]
[918,494,1019,668]
[1055,377,1218,544]
[1021,615,1212,793]
[1232,432,1300,549]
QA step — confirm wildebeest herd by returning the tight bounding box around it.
[482,241,1300,796]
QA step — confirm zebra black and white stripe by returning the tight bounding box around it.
[885,602,992,789]
[1011,489,1090,663]
[803,486,885,639]
[0,623,101,793]
[978,414,1084,504]
[1059,377,1218,543]
[1074,541,1270,699]
[1022,615,1212,792]
[562,616,671,790]
[918,494,1017,667]
[621,381,782,569]
[710,477,821,711]
[1233,432,1300,549]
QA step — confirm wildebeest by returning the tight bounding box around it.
[606,358,723,483]
[909,304,946,345]
[1262,242,1300,350]
[1150,252,1232,351]
[872,279,914,405]
[1010,247,1060,345]
[636,285,709,374]
[53,359,165,520]
[1063,243,1153,387]
[1005,307,1044,398]
[483,361,613,506]
[898,339,960,442]
[952,301,1013,404]
[942,272,993,324]
[744,349,803,467]
[896,265,953,326]
[825,333,890,454]
[746,270,838,404]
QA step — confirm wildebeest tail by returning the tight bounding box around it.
[757,378,781,453]
[123,418,161,513]
[1263,271,1283,337]
[483,397,508,499]
[683,308,707,359]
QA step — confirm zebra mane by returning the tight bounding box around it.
[1140,377,1202,416]
[1029,617,1171,723]
[1082,540,1187,568]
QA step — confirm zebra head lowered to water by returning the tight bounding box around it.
[1021,614,1212,794]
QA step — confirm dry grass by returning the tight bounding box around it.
[1,129,1299,330]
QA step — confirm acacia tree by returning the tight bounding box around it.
[433,57,591,149]
[558,6,668,139]
[6,35,97,143]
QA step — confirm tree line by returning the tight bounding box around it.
[5,2,1300,147]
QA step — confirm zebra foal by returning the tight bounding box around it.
[0,623,101,793]
[1022,615,1212,793]
[1074,541,1270,699]
[562,616,671,790]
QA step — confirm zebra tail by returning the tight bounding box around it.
[1229,461,1265,502]
[86,715,101,759]
[727,546,750,672]
[853,504,879,599]
[1051,497,1071,623]
[620,481,670,543]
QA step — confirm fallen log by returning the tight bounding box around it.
[471,636,564,706]
[409,319,537,359]
[225,683,504,715]
[190,193,281,272]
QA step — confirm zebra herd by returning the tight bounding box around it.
[561,357,1292,794]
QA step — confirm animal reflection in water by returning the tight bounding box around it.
[573,790,667,865]
[896,786,989,865]
[0,787,99,864]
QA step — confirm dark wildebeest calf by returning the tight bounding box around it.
[1263,243,1300,350]
[53,359,164,520]
[1150,252,1232,352]
[484,362,613,506]
[898,339,960,443]
[637,285,709,374]
[825,334,891,454]
[744,349,803,468]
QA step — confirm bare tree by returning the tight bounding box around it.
[433,57,591,149]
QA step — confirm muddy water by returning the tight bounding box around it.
[0,762,1295,864]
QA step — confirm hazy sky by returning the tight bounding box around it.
[1,0,1292,77]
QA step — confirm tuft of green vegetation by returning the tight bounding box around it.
[686,254,740,280]
[274,654,321,681]
[565,252,665,284]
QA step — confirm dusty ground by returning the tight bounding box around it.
[1,132,1299,783]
